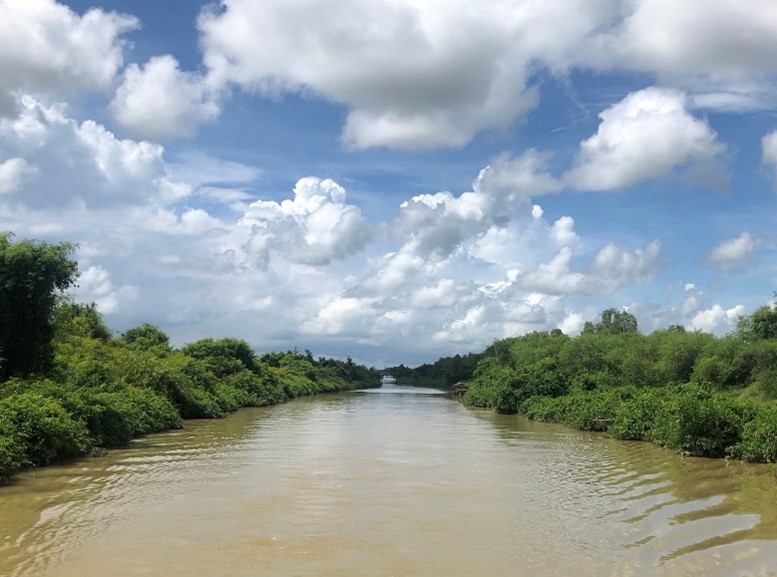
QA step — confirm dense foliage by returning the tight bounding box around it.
[464,305,777,462]
[384,352,482,388]
[0,233,79,379]
[0,235,380,486]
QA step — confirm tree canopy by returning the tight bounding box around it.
[736,298,777,342]
[0,233,79,379]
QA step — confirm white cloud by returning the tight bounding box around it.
[521,240,662,296]
[197,0,617,150]
[0,157,37,193]
[229,177,370,267]
[75,265,138,315]
[707,232,759,269]
[691,304,745,334]
[473,150,562,199]
[566,87,726,191]
[762,130,777,183]
[592,240,662,285]
[392,149,558,262]
[550,216,579,247]
[362,250,428,293]
[590,1,777,89]
[186,0,777,150]
[626,283,750,336]
[301,296,379,336]
[0,0,137,115]
[0,96,189,209]
[522,247,586,295]
[411,278,459,309]
[111,55,221,139]
[558,312,585,336]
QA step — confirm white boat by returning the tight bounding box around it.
[381,374,397,385]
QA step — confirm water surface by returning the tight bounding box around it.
[2,386,777,576]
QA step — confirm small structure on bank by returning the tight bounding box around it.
[451,382,469,398]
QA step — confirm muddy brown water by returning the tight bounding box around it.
[2,386,777,576]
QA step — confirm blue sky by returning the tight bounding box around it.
[1,0,777,367]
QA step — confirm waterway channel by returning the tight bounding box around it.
[2,386,777,576]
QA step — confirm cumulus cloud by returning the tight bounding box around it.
[301,296,378,336]
[35,0,769,148]
[230,177,370,267]
[558,312,585,336]
[391,149,559,261]
[0,96,189,209]
[521,240,662,296]
[691,304,745,334]
[624,283,750,336]
[762,130,777,183]
[75,265,138,315]
[592,240,663,285]
[0,157,37,194]
[707,232,759,269]
[473,150,562,199]
[0,0,137,115]
[590,0,777,99]
[111,55,221,139]
[186,0,777,148]
[432,293,554,345]
[7,0,769,365]
[411,278,460,309]
[566,87,727,191]
[196,0,618,150]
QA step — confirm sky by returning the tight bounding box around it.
[1,0,777,367]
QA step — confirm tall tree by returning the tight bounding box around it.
[737,297,777,342]
[119,323,171,352]
[0,233,79,379]
[583,308,639,335]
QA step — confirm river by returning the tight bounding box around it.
[2,386,777,576]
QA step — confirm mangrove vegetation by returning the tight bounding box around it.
[0,233,379,485]
[463,306,777,462]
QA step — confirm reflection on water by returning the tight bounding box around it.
[2,388,777,576]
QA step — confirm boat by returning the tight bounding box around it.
[380,374,397,385]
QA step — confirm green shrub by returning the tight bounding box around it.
[0,392,90,467]
[522,396,564,422]
[75,392,135,447]
[0,414,25,483]
[609,389,665,441]
[559,390,620,432]
[728,404,777,462]
[752,369,777,400]
[652,386,756,457]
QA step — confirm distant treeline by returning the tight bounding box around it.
[0,234,379,485]
[384,352,483,388]
[463,306,777,463]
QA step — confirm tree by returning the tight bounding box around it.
[53,299,112,342]
[119,323,171,352]
[181,337,257,376]
[0,233,79,379]
[599,308,639,334]
[737,298,777,342]
[584,308,639,335]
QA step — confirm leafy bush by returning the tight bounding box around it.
[522,396,564,422]
[0,414,25,484]
[608,389,665,441]
[558,390,621,432]
[0,392,90,467]
[651,386,756,457]
[728,404,777,462]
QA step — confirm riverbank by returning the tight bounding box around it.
[519,385,777,463]
[461,315,777,464]
[0,330,379,486]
